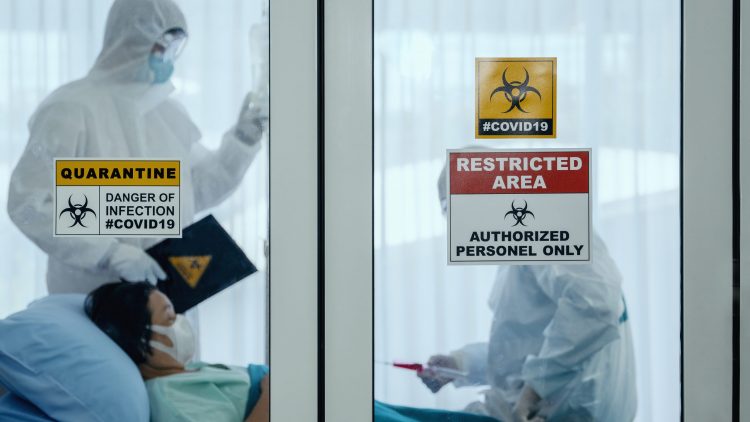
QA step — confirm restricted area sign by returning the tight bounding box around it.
[54,159,181,237]
[447,149,590,265]
[475,57,556,138]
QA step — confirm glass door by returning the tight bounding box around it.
[0,0,320,421]
[374,1,680,420]
[323,0,735,421]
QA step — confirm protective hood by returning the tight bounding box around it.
[89,0,187,84]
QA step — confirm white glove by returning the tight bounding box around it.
[234,91,268,146]
[106,243,167,285]
[513,384,544,422]
[417,354,459,393]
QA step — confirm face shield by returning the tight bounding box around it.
[148,28,187,84]
[152,28,188,62]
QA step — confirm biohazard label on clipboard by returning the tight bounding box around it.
[447,149,590,265]
[475,57,556,138]
[168,256,212,288]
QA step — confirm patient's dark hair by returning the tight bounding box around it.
[85,281,155,364]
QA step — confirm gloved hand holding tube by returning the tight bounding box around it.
[104,243,167,285]
[416,354,462,393]
[233,91,267,147]
[512,384,544,422]
[234,9,269,146]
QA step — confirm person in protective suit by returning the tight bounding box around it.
[419,165,637,422]
[8,0,265,294]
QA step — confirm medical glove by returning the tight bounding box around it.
[418,354,459,393]
[106,243,167,284]
[513,384,543,422]
[234,91,268,146]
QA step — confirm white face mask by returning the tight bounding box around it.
[150,314,195,365]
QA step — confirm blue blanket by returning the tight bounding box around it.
[0,394,54,422]
[375,401,500,422]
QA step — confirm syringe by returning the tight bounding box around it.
[376,360,468,379]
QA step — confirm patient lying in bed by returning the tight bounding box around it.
[85,281,268,422]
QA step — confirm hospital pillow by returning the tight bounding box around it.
[0,294,149,422]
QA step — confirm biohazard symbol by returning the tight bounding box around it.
[490,67,542,113]
[504,200,535,227]
[59,195,96,227]
[168,256,212,288]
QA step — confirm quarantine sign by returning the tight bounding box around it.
[447,149,590,265]
[54,159,181,237]
[475,57,556,138]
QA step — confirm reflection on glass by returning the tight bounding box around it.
[0,0,269,420]
[375,0,680,421]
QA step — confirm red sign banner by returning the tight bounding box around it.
[450,150,589,195]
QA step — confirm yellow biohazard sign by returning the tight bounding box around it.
[475,57,556,139]
[168,255,212,288]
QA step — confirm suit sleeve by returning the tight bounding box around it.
[7,103,118,270]
[190,128,260,213]
[521,269,623,399]
[451,342,490,387]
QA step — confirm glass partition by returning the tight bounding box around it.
[0,1,270,420]
[374,1,681,421]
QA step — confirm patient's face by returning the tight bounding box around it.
[144,290,182,369]
[149,290,176,326]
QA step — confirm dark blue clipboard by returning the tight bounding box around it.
[147,215,257,313]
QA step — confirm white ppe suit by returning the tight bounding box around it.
[7,0,260,294]
[452,234,636,422]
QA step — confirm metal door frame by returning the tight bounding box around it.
[682,0,735,420]
[269,0,319,420]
